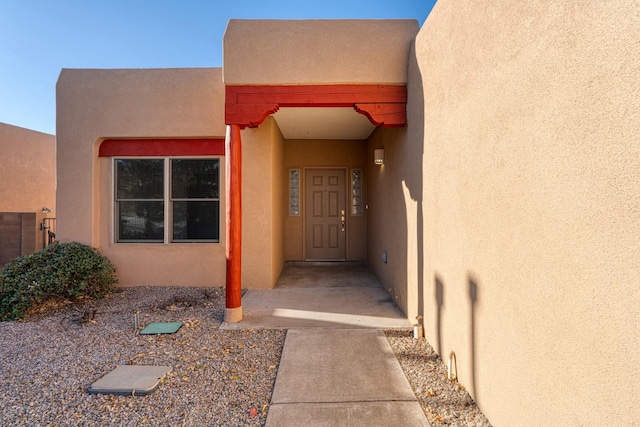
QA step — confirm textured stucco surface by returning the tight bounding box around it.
[240,117,286,289]
[368,1,640,425]
[57,68,227,287]
[223,19,419,85]
[0,123,55,213]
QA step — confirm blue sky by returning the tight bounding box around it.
[0,1,435,135]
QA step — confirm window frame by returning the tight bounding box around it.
[113,156,221,244]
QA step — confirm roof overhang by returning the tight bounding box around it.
[273,107,376,140]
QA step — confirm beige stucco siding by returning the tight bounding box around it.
[56,68,228,287]
[0,123,55,213]
[367,1,640,425]
[270,120,286,285]
[223,19,419,85]
[367,125,422,316]
[241,117,285,289]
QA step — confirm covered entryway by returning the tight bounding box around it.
[221,19,419,322]
[223,85,407,321]
[305,168,346,261]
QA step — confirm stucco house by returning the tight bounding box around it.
[0,123,56,265]
[55,2,639,426]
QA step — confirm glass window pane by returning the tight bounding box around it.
[171,159,219,199]
[289,169,300,216]
[173,201,219,240]
[118,201,164,241]
[116,159,164,199]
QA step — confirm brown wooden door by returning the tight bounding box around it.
[305,169,346,260]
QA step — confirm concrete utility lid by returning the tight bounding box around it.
[140,321,183,335]
[88,365,172,396]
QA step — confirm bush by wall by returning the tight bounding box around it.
[0,242,117,321]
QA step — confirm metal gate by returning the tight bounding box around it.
[41,217,56,247]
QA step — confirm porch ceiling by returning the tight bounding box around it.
[272,107,376,140]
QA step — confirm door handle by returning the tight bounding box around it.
[341,209,346,232]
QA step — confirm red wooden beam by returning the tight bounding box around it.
[231,85,406,104]
[225,124,243,322]
[99,139,225,157]
[225,84,407,128]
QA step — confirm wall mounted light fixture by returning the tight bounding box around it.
[374,148,385,165]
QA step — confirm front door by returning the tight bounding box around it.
[305,169,346,260]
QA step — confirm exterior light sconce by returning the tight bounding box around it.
[374,149,385,165]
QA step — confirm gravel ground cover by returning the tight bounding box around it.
[0,287,285,427]
[385,330,492,427]
[1,286,491,426]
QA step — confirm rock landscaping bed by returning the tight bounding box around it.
[0,287,284,426]
[0,286,491,426]
[386,330,492,427]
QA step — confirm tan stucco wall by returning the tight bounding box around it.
[241,116,285,288]
[223,19,419,85]
[56,68,228,287]
[0,123,55,213]
[284,139,368,261]
[366,128,423,316]
[369,1,640,425]
[270,121,286,284]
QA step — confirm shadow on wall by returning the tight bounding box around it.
[401,39,426,323]
[468,274,479,401]
[435,272,481,403]
[435,274,444,356]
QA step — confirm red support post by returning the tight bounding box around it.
[225,124,243,322]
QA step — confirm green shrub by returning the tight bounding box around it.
[0,242,117,321]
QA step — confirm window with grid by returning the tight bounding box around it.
[115,158,220,243]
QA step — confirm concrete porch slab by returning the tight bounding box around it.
[87,365,172,396]
[220,265,410,330]
[221,286,410,329]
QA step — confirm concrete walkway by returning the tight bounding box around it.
[266,328,429,426]
[221,264,430,426]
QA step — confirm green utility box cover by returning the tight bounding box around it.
[140,321,183,335]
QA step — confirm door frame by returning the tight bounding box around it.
[302,166,349,261]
